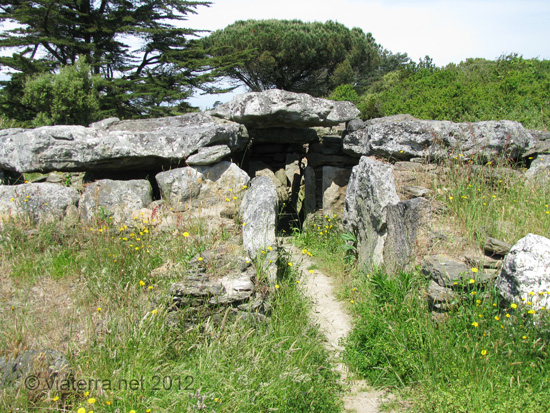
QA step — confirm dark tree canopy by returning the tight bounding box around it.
[202,19,383,97]
[0,0,215,121]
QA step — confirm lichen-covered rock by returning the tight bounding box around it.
[240,176,278,282]
[384,197,431,272]
[497,233,550,309]
[211,89,360,129]
[343,157,399,266]
[155,168,203,209]
[0,183,79,223]
[156,161,250,210]
[186,144,231,166]
[421,255,471,287]
[0,113,248,173]
[343,115,533,161]
[525,154,550,180]
[79,179,152,222]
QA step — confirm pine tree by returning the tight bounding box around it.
[0,0,214,121]
[202,19,383,97]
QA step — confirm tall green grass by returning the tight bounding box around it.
[293,157,550,411]
[434,157,550,246]
[344,268,550,412]
[0,216,342,412]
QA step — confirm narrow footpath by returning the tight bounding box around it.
[280,238,389,413]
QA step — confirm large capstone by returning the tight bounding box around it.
[211,89,360,129]
[343,115,534,161]
[0,113,248,173]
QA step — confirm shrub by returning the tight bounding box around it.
[22,59,101,127]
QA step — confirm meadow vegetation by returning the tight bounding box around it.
[292,156,550,412]
[0,205,341,412]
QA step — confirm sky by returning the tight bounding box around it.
[185,0,550,109]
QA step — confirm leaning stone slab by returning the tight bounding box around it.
[0,183,79,223]
[343,115,533,161]
[240,176,278,283]
[343,157,399,267]
[497,233,550,309]
[79,179,152,222]
[211,89,360,129]
[0,113,248,173]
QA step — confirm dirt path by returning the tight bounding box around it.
[280,239,389,413]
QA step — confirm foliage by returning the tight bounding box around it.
[202,19,382,96]
[328,84,360,104]
[21,59,101,126]
[0,214,341,411]
[0,0,216,121]
[357,54,550,129]
[344,267,550,412]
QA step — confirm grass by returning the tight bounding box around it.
[4,151,550,411]
[0,207,342,412]
[292,155,550,412]
[435,156,550,246]
[344,268,550,412]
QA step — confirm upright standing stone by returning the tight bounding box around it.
[343,157,399,267]
[497,233,550,309]
[384,197,431,272]
[240,176,278,283]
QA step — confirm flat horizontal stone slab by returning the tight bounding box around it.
[0,113,248,173]
[343,115,534,161]
[211,89,360,129]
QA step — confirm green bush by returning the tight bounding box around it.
[22,59,102,127]
[328,84,360,104]
[359,55,550,129]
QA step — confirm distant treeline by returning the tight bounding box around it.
[334,54,550,130]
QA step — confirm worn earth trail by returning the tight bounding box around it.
[280,238,391,413]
